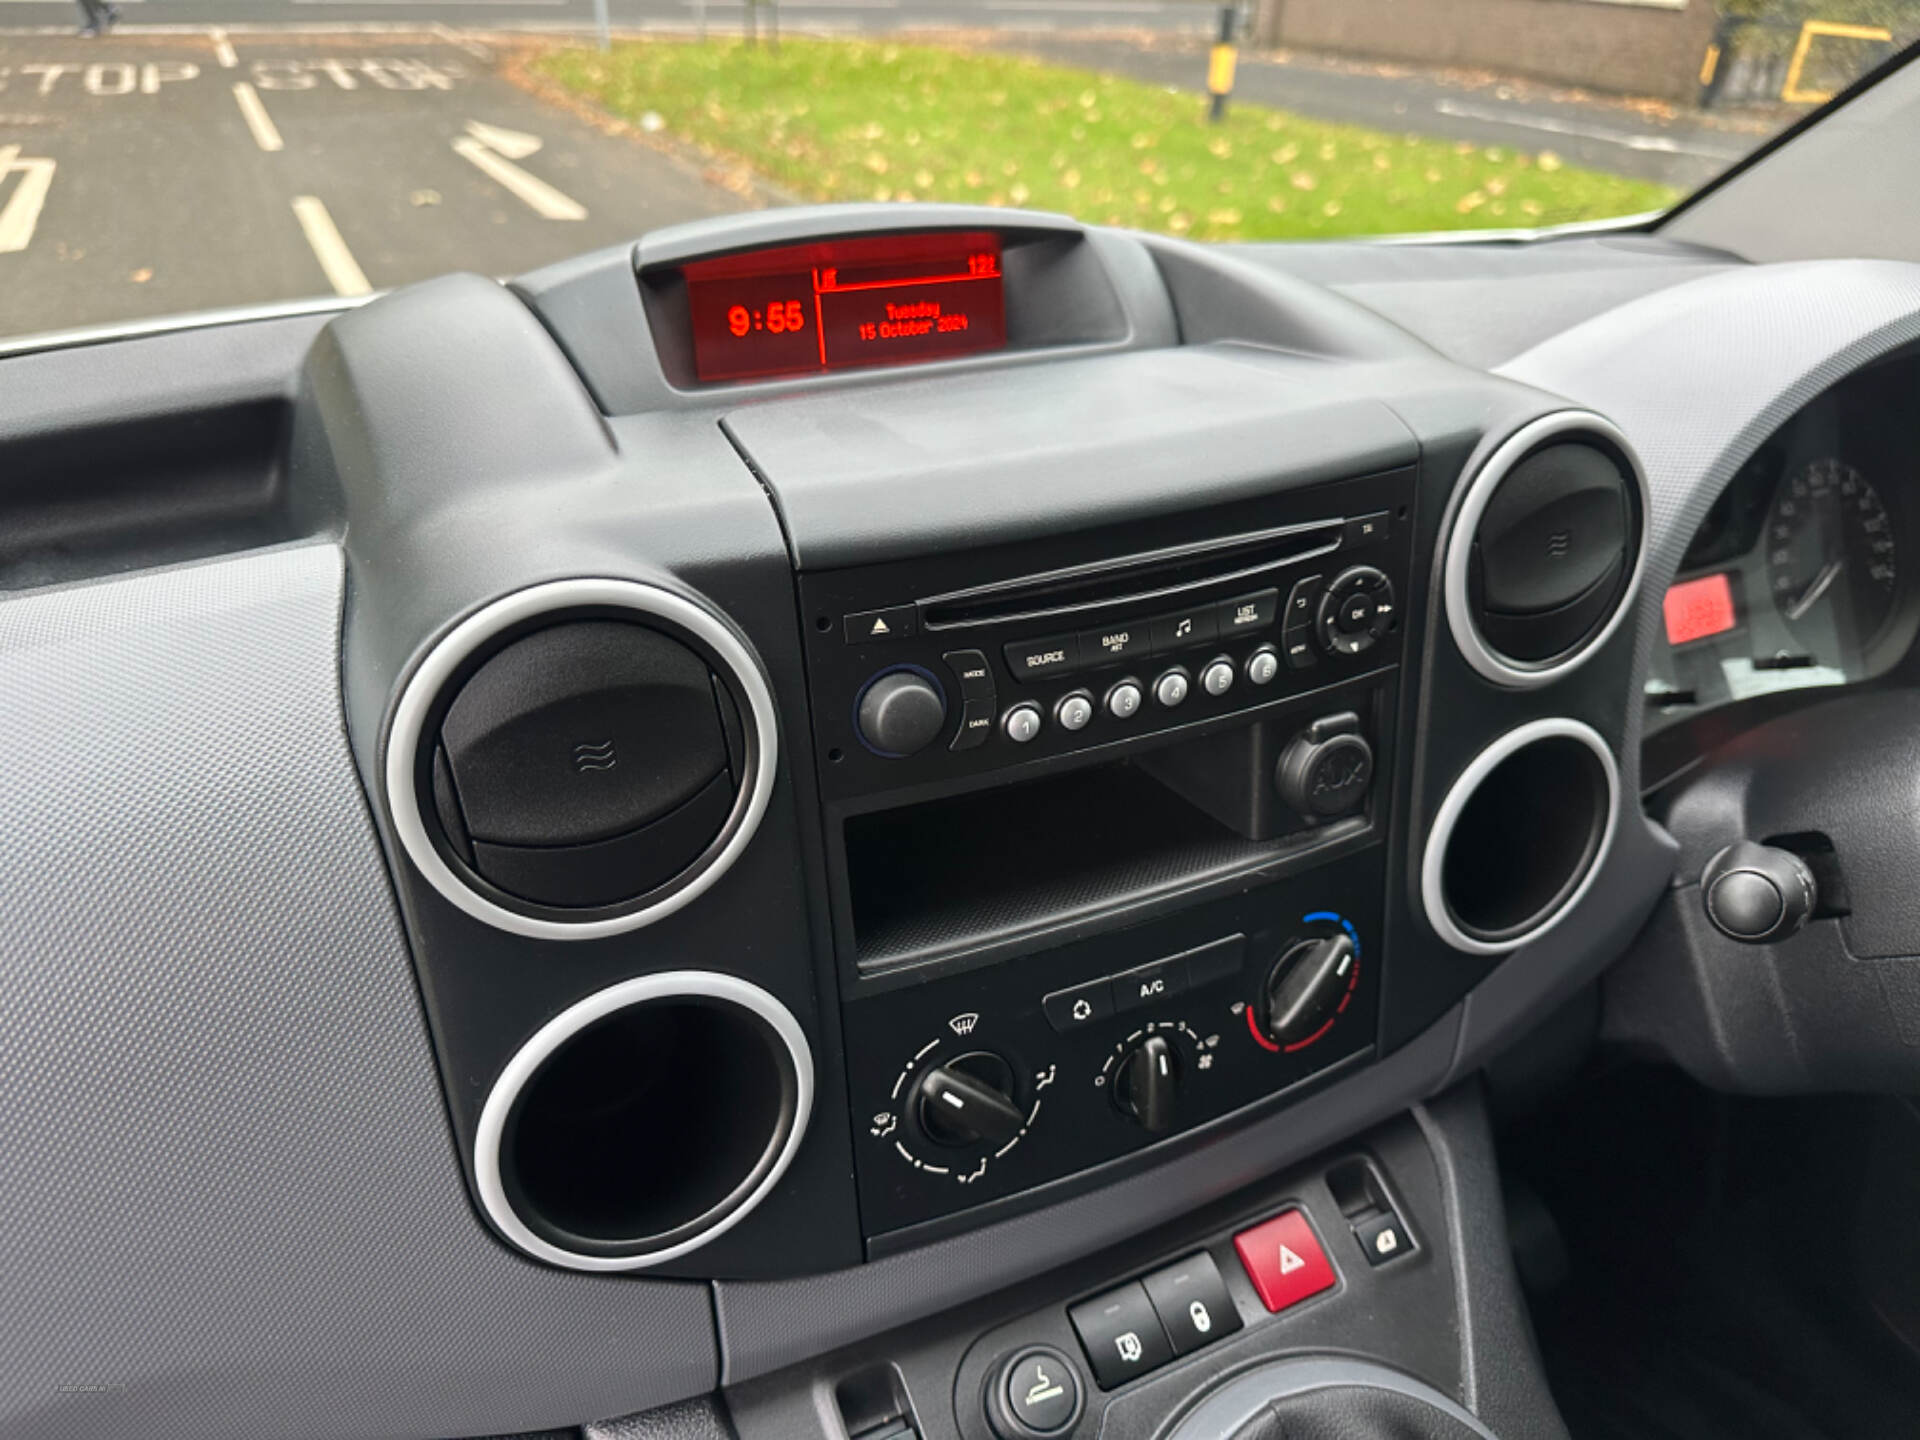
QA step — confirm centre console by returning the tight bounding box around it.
[797,468,1415,1246]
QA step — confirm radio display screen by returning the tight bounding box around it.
[680,231,1007,383]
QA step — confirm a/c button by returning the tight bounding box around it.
[1112,956,1187,1012]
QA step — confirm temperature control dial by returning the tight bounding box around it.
[915,1052,1025,1147]
[1261,933,1356,1047]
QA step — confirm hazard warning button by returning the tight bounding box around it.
[1232,1208,1337,1313]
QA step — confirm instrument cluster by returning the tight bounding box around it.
[1646,352,1920,739]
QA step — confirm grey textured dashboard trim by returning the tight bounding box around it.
[713,1003,1462,1382]
[724,345,1419,570]
[1415,1086,1571,1440]
[1225,235,1741,368]
[0,542,717,1440]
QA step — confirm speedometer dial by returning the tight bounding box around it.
[1766,459,1898,644]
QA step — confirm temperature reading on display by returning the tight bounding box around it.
[680,231,1008,383]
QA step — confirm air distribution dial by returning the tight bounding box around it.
[1262,932,1356,1047]
[915,1052,1026,1147]
[857,668,948,757]
[1113,1034,1181,1134]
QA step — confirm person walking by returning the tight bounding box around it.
[74,0,118,35]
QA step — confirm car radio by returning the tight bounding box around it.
[800,466,1411,803]
[799,466,1418,1249]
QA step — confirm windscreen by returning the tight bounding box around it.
[0,0,1910,343]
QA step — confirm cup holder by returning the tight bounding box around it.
[1420,718,1619,956]
[473,972,812,1272]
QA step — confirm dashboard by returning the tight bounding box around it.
[10,197,1920,1440]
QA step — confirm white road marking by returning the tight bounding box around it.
[0,144,56,254]
[291,195,370,296]
[433,21,493,60]
[453,133,587,220]
[1432,99,1747,160]
[210,25,236,67]
[232,80,283,151]
[464,117,541,159]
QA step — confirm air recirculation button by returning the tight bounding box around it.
[431,620,743,910]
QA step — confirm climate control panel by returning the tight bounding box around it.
[842,850,1385,1246]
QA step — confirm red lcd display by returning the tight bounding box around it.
[1664,571,1738,646]
[681,232,1007,383]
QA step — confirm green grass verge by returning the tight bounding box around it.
[531,38,1679,241]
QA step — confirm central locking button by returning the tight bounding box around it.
[1142,1253,1242,1355]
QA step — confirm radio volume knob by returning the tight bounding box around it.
[857,668,947,758]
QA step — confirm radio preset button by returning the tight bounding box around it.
[844,605,916,644]
[1200,657,1236,697]
[1003,702,1044,744]
[1246,647,1280,686]
[1218,588,1278,635]
[1153,668,1191,708]
[1080,623,1148,666]
[951,699,995,751]
[1149,607,1217,654]
[1004,634,1080,684]
[1055,691,1095,732]
[942,648,996,701]
[1106,679,1144,720]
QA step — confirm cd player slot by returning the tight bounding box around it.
[920,520,1348,630]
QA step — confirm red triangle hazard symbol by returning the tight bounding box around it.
[1277,1244,1305,1275]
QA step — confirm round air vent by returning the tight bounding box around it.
[474,971,812,1272]
[385,578,777,941]
[1420,718,1619,956]
[1445,412,1649,688]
